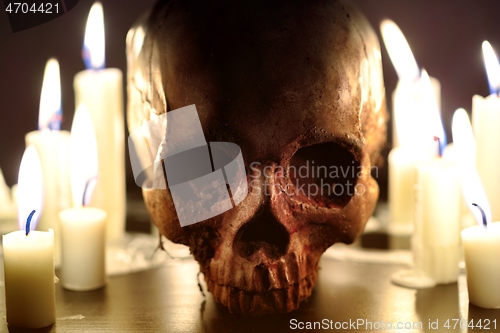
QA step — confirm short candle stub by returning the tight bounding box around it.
[25,210,36,236]
[472,203,488,228]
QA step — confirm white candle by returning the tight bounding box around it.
[391,71,456,289]
[3,230,56,328]
[60,208,106,290]
[472,41,500,221]
[73,2,125,242]
[387,147,420,230]
[392,158,461,288]
[453,108,498,308]
[388,72,444,233]
[60,104,107,290]
[25,59,71,267]
[3,146,56,329]
[381,22,444,235]
[461,222,500,309]
[414,158,461,283]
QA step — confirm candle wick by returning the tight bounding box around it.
[433,136,443,157]
[472,203,488,228]
[25,210,36,236]
[82,176,98,207]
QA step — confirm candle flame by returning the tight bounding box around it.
[83,2,105,70]
[380,20,419,81]
[482,41,500,95]
[69,105,98,207]
[420,70,446,153]
[394,69,444,155]
[451,108,492,226]
[39,58,62,131]
[17,146,43,231]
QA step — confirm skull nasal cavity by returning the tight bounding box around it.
[234,211,289,260]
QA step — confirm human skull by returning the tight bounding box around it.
[127,0,387,314]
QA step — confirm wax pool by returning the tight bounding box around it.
[2,229,56,328]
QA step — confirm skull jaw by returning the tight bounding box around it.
[142,173,378,315]
[204,266,318,315]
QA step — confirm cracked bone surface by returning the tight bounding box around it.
[126,0,387,315]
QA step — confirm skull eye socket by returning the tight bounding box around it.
[287,142,360,207]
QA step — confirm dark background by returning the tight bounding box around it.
[1,0,499,201]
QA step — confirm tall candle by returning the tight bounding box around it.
[381,21,443,235]
[73,2,125,242]
[391,73,458,289]
[60,104,106,291]
[25,59,71,267]
[3,146,56,329]
[413,158,461,284]
[472,41,500,221]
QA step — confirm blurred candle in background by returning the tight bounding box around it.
[472,41,500,221]
[73,2,125,242]
[392,76,460,289]
[60,104,107,291]
[25,58,71,267]
[381,21,443,239]
[453,108,500,309]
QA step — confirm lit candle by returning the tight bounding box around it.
[472,41,500,221]
[59,105,107,291]
[73,2,125,242]
[25,58,71,267]
[453,108,500,309]
[392,75,461,289]
[381,21,443,235]
[2,146,56,329]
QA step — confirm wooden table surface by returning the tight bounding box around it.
[0,251,498,333]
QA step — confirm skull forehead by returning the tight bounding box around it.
[155,0,371,160]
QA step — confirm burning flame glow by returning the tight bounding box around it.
[380,20,420,81]
[69,105,98,208]
[482,41,500,95]
[452,108,491,226]
[39,58,62,131]
[420,70,446,154]
[17,146,43,231]
[394,69,444,155]
[83,2,105,70]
